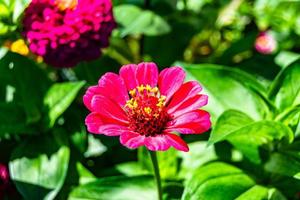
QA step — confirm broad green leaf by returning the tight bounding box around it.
[84,134,107,158]
[269,60,300,111]
[236,185,287,200]
[116,162,149,176]
[0,103,36,137]
[9,133,70,200]
[275,105,300,129]
[138,147,178,179]
[68,176,156,200]
[209,110,294,164]
[76,162,96,185]
[178,141,217,179]
[178,62,270,123]
[182,162,255,200]
[0,52,51,124]
[265,146,300,180]
[114,5,142,27]
[43,81,85,128]
[209,110,253,144]
[114,5,171,37]
[275,51,300,69]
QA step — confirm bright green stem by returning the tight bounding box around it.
[149,151,163,200]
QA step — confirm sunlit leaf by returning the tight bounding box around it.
[182,162,255,200]
[236,185,287,200]
[114,4,171,37]
[68,176,156,200]
[269,60,300,112]
[9,132,70,200]
[43,81,85,128]
[209,110,294,164]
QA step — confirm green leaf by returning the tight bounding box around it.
[178,62,270,123]
[0,52,51,124]
[269,60,300,111]
[182,162,255,200]
[115,162,149,176]
[236,185,287,200]
[84,134,107,158]
[68,176,156,200]
[209,110,294,164]
[178,141,217,179]
[275,51,300,69]
[0,103,36,137]
[114,5,171,37]
[209,110,253,144]
[265,148,300,180]
[9,133,70,200]
[114,5,142,27]
[76,162,96,185]
[43,81,85,128]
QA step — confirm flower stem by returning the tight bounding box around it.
[149,151,163,200]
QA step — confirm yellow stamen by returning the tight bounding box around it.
[144,107,152,114]
[137,85,145,93]
[55,0,78,11]
[132,100,138,108]
[145,84,152,92]
[156,95,166,108]
[129,89,136,97]
[151,87,158,93]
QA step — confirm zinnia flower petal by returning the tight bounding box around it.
[85,112,128,136]
[98,72,129,106]
[167,81,203,114]
[167,110,211,134]
[144,134,171,151]
[164,133,189,152]
[119,64,138,91]
[83,85,102,111]
[136,62,159,87]
[91,95,128,124]
[158,67,185,102]
[169,94,208,118]
[83,73,128,110]
[120,131,146,149]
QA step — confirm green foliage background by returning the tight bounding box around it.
[1,0,300,199]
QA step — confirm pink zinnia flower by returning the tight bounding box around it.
[83,62,211,152]
[22,0,116,67]
[255,31,277,55]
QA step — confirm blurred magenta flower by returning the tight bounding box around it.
[83,62,211,152]
[255,31,277,55]
[0,163,9,199]
[22,0,116,67]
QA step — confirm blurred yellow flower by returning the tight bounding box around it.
[10,39,29,56]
